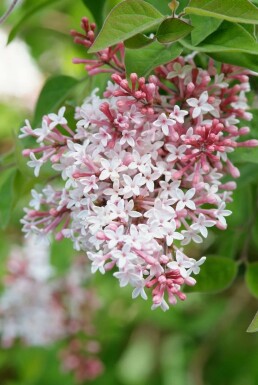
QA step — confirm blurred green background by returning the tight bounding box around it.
[0,1,258,384]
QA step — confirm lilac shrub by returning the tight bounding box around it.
[20,19,258,311]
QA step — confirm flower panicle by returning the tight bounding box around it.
[19,36,258,311]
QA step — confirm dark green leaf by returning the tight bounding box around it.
[156,17,193,43]
[81,0,106,27]
[246,263,258,298]
[185,0,258,24]
[186,256,238,293]
[7,0,61,44]
[89,0,164,53]
[209,51,258,72]
[125,41,183,77]
[124,34,154,49]
[0,169,16,229]
[33,75,79,127]
[190,15,222,45]
[247,311,258,333]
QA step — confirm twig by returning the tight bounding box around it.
[0,0,19,25]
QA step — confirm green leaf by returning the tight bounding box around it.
[89,0,164,53]
[186,256,238,293]
[0,169,16,229]
[246,263,258,298]
[195,22,258,54]
[7,0,61,44]
[33,75,79,127]
[185,0,258,25]
[124,33,154,49]
[247,311,258,333]
[209,51,258,72]
[190,15,222,45]
[156,18,193,43]
[145,0,176,14]
[125,41,183,77]
[117,333,156,384]
[81,0,106,26]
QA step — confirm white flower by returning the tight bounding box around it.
[48,106,67,129]
[187,91,214,118]
[121,174,145,199]
[112,245,137,268]
[163,221,184,246]
[120,129,136,147]
[214,202,232,226]
[191,213,216,237]
[93,127,112,146]
[99,158,126,181]
[104,225,125,249]
[169,105,188,124]
[80,175,99,194]
[175,188,196,211]
[128,150,151,173]
[27,152,44,177]
[181,228,203,245]
[29,190,42,210]
[34,119,52,143]
[187,256,206,275]
[141,166,160,192]
[165,144,187,162]
[153,113,175,136]
[167,250,193,278]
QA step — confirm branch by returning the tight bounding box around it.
[0,0,19,25]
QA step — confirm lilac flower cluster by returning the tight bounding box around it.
[0,236,103,382]
[19,19,258,311]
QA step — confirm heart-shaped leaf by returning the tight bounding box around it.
[185,0,258,25]
[125,41,183,77]
[89,0,164,53]
[156,18,193,43]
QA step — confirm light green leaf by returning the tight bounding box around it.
[156,17,193,43]
[247,311,258,333]
[0,169,16,229]
[33,75,79,127]
[7,0,61,44]
[89,0,164,53]
[124,33,154,49]
[246,263,258,298]
[117,333,156,384]
[125,41,183,77]
[190,15,222,45]
[196,22,258,54]
[185,0,258,24]
[81,0,106,26]
[186,256,238,293]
